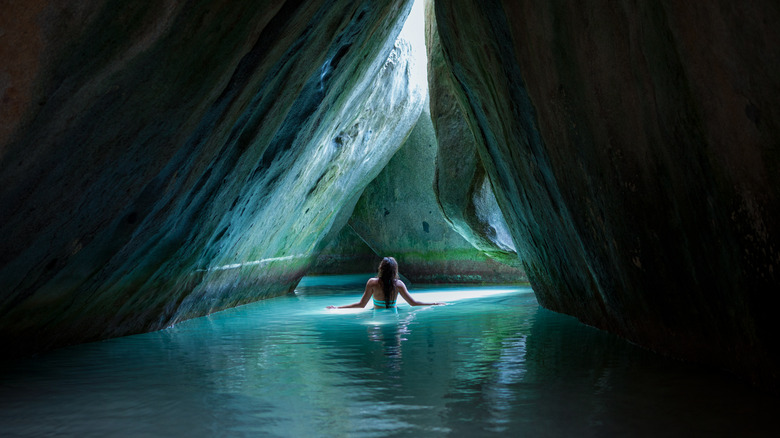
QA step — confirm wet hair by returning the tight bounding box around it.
[377,257,398,308]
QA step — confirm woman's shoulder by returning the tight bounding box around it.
[367,277,380,285]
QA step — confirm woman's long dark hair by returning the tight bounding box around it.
[377,257,398,308]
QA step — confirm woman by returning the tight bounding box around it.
[327,257,443,309]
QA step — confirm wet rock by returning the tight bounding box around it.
[433,0,780,387]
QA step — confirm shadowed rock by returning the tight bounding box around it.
[432,0,780,388]
[0,0,421,356]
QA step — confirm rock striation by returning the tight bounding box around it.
[0,0,422,356]
[432,0,780,388]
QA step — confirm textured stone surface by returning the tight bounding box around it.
[426,1,519,267]
[433,0,780,387]
[344,107,526,283]
[0,0,421,355]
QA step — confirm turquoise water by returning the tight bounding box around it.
[1,275,777,437]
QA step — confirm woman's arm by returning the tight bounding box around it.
[397,281,444,306]
[326,280,373,309]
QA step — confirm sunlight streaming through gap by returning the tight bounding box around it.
[398,0,428,98]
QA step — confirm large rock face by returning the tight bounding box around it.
[0,0,422,355]
[344,107,526,283]
[432,1,779,387]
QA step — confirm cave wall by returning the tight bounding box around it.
[425,0,519,268]
[432,0,780,387]
[344,106,527,283]
[308,223,381,276]
[0,0,421,356]
[312,0,526,284]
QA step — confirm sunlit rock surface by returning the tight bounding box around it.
[336,107,526,283]
[433,1,780,387]
[0,0,421,355]
[425,2,519,269]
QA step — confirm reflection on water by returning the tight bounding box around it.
[0,275,777,437]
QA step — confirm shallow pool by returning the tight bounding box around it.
[1,275,777,437]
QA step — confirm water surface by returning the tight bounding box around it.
[1,275,777,437]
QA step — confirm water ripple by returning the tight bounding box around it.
[1,282,777,437]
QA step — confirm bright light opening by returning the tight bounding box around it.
[397,0,429,100]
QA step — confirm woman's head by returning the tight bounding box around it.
[378,257,398,280]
